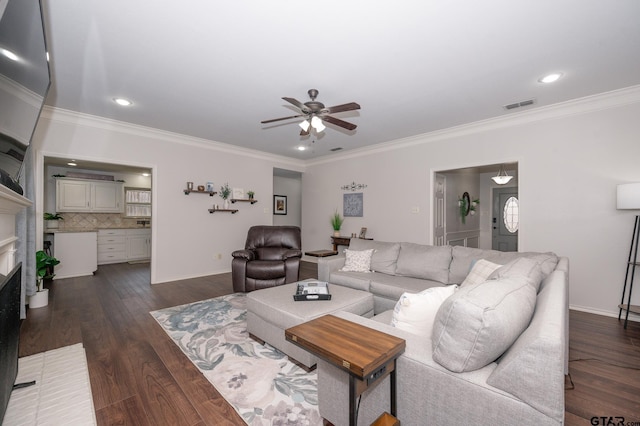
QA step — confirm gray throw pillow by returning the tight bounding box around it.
[431,275,537,372]
[489,257,544,292]
[349,239,401,275]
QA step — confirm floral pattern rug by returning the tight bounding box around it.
[150,294,322,426]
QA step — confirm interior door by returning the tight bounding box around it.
[433,174,445,246]
[492,188,518,251]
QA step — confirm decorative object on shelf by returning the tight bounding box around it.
[458,192,479,224]
[274,195,287,215]
[219,182,231,209]
[616,182,640,329]
[232,188,245,200]
[30,250,60,308]
[197,185,205,191]
[247,190,255,200]
[331,210,344,237]
[187,181,194,191]
[491,165,514,185]
[43,212,64,229]
[343,193,363,217]
[341,181,368,191]
[359,227,367,239]
[206,182,215,192]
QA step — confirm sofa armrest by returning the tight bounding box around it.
[318,254,346,282]
[283,249,302,259]
[232,249,255,261]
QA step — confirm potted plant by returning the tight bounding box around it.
[247,190,255,200]
[219,182,231,209]
[29,250,60,308]
[43,212,64,229]
[331,210,344,237]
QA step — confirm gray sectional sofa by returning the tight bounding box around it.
[317,239,569,426]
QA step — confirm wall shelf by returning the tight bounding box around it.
[184,189,217,196]
[208,208,238,214]
[231,198,258,204]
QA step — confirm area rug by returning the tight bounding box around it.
[4,343,97,425]
[150,294,322,426]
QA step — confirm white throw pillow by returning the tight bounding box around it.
[339,249,375,272]
[461,259,501,287]
[391,285,458,338]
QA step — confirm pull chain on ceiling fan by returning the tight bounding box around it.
[261,89,360,136]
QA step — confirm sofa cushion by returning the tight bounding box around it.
[340,248,374,272]
[489,257,544,292]
[461,259,501,287]
[349,239,401,275]
[449,246,495,284]
[395,243,452,284]
[391,285,458,338]
[369,274,443,302]
[431,275,537,372]
[329,271,371,292]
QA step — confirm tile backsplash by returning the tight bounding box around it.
[56,212,151,230]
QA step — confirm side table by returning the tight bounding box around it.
[331,235,373,252]
[285,314,405,426]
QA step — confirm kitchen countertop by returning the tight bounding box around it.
[45,227,150,233]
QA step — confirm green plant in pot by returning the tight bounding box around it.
[36,250,60,292]
[43,212,64,229]
[247,190,255,200]
[219,182,231,209]
[29,250,60,309]
[331,210,344,237]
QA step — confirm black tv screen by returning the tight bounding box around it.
[0,0,50,191]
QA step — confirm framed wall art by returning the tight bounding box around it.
[274,195,287,215]
[343,193,363,217]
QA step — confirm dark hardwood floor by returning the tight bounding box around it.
[19,261,640,425]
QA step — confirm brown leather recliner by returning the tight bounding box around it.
[231,225,302,292]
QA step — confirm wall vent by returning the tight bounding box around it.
[330,147,343,152]
[503,98,536,111]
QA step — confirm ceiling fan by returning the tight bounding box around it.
[261,89,360,136]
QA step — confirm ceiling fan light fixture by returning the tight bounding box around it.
[311,116,325,132]
[299,120,310,131]
[491,165,514,185]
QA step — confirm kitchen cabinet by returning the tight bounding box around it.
[98,228,150,264]
[53,232,98,279]
[125,187,151,217]
[126,228,151,261]
[56,178,124,213]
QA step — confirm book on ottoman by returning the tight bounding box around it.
[294,281,332,301]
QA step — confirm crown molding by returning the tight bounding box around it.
[39,106,305,169]
[307,85,640,166]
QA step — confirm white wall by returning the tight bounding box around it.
[32,108,304,284]
[303,87,640,319]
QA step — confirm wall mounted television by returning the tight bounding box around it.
[0,0,51,194]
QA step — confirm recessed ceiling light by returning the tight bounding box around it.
[113,97,133,106]
[538,73,563,84]
[142,172,150,177]
[67,162,77,166]
[0,48,19,61]
[297,146,306,151]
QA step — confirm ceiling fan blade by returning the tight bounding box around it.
[324,102,361,114]
[322,115,357,131]
[261,114,305,124]
[282,97,309,112]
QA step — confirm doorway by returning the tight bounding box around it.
[492,187,518,251]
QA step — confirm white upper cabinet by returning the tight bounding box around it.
[56,178,124,213]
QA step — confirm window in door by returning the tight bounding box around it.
[503,196,519,233]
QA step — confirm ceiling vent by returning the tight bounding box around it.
[330,147,343,152]
[503,98,536,111]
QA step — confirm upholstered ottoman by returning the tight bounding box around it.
[247,281,374,368]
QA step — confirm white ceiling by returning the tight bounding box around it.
[41,0,640,161]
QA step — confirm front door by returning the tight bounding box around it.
[492,188,518,251]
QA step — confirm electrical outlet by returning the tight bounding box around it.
[264,207,269,214]
[216,253,222,260]
[411,206,420,214]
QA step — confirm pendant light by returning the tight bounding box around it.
[491,165,513,185]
